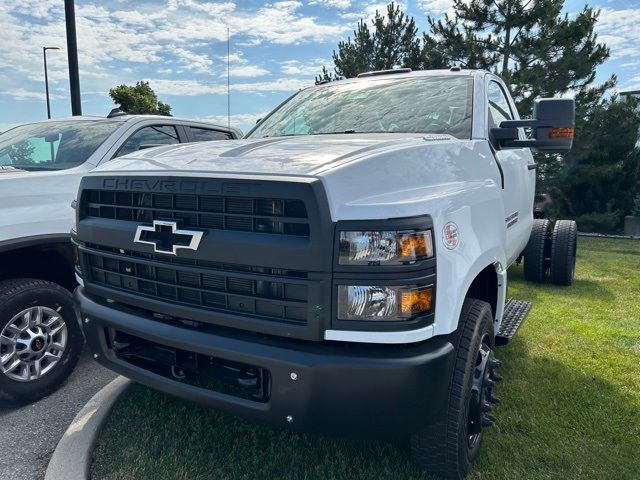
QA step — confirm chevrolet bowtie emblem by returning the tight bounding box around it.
[133,220,203,255]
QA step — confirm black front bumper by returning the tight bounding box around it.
[76,287,455,438]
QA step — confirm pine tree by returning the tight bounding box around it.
[425,0,610,114]
[323,3,423,79]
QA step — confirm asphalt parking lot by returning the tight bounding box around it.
[0,349,116,480]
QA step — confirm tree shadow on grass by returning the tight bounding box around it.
[91,338,638,480]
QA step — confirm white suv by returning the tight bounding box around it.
[0,114,240,406]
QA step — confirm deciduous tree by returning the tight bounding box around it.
[109,81,172,116]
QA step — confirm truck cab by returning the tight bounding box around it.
[72,69,575,479]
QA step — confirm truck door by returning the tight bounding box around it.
[487,79,536,264]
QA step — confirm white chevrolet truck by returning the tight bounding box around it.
[72,69,577,479]
[0,115,240,406]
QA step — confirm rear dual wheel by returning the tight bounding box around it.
[524,219,577,286]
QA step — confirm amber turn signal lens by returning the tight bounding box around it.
[400,287,433,316]
[397,231,433,260]
[548,127,574,138]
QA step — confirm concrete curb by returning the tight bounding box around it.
[45,376,132,480]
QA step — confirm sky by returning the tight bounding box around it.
[1,0,639,133]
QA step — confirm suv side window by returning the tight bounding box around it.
[190,127,233,141]
[487,81,514,129]
[116,125,180,157]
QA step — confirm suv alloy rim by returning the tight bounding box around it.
[0,306,68,382]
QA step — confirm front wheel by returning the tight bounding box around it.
[411,299,501,479]
[0,279,83,407]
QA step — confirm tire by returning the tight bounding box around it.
[0,279,83,407]
[524,218,550,282]
[411,299,499,479]
[549,220,578,286]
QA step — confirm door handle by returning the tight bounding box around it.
[527,163,537,170]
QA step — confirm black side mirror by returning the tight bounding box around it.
[255,118,262,124]
[491,98,575,153]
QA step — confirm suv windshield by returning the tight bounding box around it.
[248,75,473,139]
[0,120,120,171]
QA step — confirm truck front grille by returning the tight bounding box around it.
[82,190,309,237]
[75,176,334,341]
[82,245,309,325]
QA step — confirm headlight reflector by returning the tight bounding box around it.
[338,285,433,321]
[338,230,433,265]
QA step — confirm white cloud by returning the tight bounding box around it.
[620,74,640,92]
[147,77,311,96]
[418,0,454,15]
[218,52,269,77]
[200,111,271,132]
[597,8,640,60]
[280,59,330,76]
[310,0,352,9]
[228,65,270,77]
[0,0,351,106]
[0,88,62,101]
[169,47,213,74]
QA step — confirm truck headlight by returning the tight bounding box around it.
[337,285,433,321]
[338,230,433,265]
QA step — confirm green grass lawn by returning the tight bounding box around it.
[91,237,640,480]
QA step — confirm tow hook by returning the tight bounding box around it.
[171,365,186,379]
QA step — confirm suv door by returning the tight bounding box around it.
[487,78,536,265]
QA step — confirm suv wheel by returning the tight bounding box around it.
[411,299,500,479]
[0,279,82,407]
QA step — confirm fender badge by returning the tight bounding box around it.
[442,222,460,250]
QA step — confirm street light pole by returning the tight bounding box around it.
[64,0,82,116]
[42,46,60,119]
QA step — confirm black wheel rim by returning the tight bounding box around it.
[467,334,493,449]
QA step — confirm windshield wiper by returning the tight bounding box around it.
[0,165,27,173]
[262,130,362,138]
[308,130,358,135]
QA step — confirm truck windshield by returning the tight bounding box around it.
[0,120,120,171]
[248,76,473,139]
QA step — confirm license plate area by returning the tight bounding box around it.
[107,329,270,402]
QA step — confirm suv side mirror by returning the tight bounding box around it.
[491,98,575,153]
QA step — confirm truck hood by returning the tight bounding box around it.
[92,133,454,177]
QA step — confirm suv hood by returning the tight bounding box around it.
[92,133,454,177]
